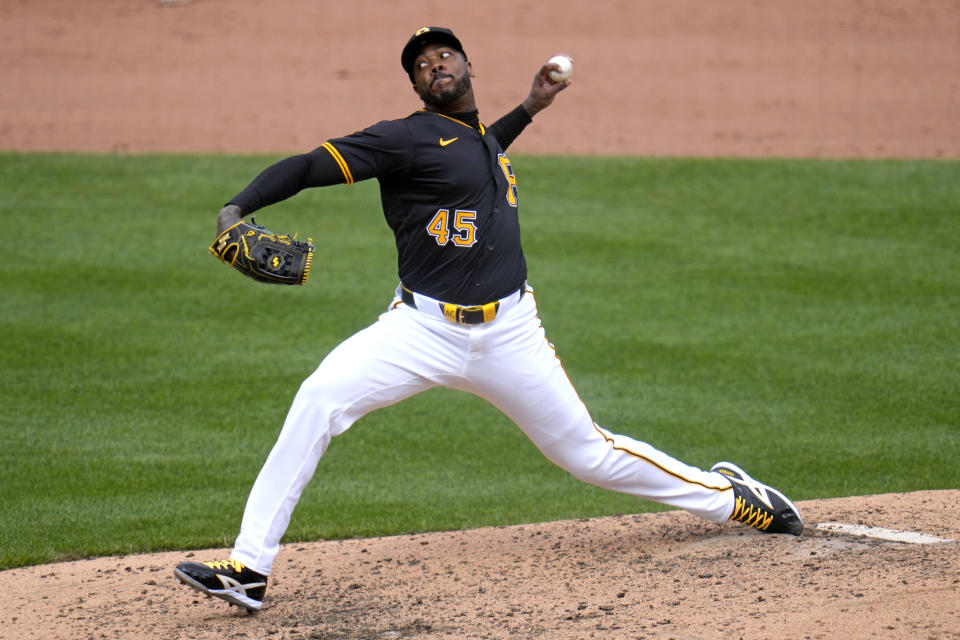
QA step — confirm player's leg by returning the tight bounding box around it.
[463,291,733,522]
[230,304,468,574]
[175,301,467,608]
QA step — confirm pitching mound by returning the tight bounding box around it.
[5,490,958,639]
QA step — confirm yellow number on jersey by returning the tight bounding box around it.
[451,209,477,246]
[426,208,478,247]
[498,154,518,207]
[426,209,450,245]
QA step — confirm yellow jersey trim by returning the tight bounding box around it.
[321,142,354,185]
[419,109,486,135]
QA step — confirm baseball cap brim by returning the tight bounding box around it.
[401,27,466,80]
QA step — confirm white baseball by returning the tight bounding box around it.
[547,54,573,82]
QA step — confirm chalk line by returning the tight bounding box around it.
[815,522,955,545]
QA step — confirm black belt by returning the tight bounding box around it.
[401,286,520,325]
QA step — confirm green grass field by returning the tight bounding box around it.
[1,152,957,570]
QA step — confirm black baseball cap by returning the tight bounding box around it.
[401,26,466,81]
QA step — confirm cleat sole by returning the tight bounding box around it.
[173,567,263,612]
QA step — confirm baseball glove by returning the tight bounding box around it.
[209,219,314,285]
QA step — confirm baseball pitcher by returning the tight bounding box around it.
[175,26,803,612]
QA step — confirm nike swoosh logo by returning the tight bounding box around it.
[439,137,458,147]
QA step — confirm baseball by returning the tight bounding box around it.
[547,54,573,82]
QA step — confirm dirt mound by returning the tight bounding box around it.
[4,491,958,639]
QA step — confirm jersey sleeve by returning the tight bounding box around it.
[227,118,414,215]
[323,118,413,183]
[227,147,353,215]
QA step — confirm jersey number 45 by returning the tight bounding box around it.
[425,154,518,248]
[426,209,478,247]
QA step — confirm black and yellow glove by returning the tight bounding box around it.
[209,219,314,285]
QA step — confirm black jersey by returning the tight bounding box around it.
[325,109,526,304]
[228,107,532,306]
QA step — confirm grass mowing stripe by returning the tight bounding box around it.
[1,153,957,569]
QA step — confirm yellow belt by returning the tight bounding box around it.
[400,286,504,325]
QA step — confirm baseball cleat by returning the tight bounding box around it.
[712,461,804,536]
[173,559,267,611]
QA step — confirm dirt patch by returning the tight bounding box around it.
[1,0,958,157]
[4,491,959,640]
[2,2,959,639]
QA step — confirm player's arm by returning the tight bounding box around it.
[489,61,571,150]
[216,146,351,234]
[487,106,532,151]
[216,120,409,234]
[522,60,570,117]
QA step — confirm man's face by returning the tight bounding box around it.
[411,43,473,108]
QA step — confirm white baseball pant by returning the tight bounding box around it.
[232,284,735,575]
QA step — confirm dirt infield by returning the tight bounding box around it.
[1,0,958,157]
[5,492,959,640]
[2,1,959,638]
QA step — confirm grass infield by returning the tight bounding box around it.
[1,152,957,569]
